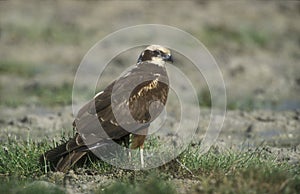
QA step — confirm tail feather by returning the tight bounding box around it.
[55,151,87,172]
[40,134,89,172]
[40,133,132,172]
[41,142,68,162]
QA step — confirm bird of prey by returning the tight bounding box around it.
[40,45,173,172]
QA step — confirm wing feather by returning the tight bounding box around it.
[73,62,169,146]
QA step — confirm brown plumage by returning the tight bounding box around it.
[40,45,172,172]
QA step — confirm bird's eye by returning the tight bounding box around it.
[153,50,161,56]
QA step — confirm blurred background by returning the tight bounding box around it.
[0,1,299,143]
[1,1,299,109]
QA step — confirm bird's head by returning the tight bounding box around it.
[137,45,173,64]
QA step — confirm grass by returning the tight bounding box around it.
[3,21,84,45]
[0,134,299,194]
[0,137,51,177]
[0,178,65,194]
[98,175,176,194]
[198,89,212,108]
[198,88,278,111]
[199,24,270,48]
[227,98,279,111]
[0,60,75,107]
[24,82,74,106]
[0,60,42,78]
[0,82,75,108]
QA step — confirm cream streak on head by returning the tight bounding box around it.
[137,45,173,65]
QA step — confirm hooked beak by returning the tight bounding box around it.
[163,54,173,63]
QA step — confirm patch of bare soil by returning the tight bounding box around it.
[1,106,299,193]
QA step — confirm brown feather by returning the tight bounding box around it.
[131,128,148,149]
[41,46,170,172]
[55,151,87,172]
[40,134,90,172]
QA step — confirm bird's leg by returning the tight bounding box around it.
[131,129,147,168]
[122,135,132,162]
[140,144,144,168]
[128,149,132,162]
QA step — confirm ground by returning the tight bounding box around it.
[0,1,299,193]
